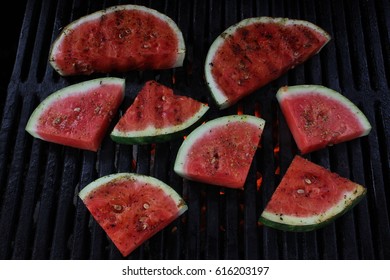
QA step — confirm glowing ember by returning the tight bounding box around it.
[237,103,244,115]
[256,172,263,191]
[255,102,261,117]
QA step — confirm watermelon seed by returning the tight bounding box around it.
[137,216,149,231]
[95,106,102,114]
[297,189,305,194]
[118,28,131,39]
[112,204,123,213]
[143,203,150,209]
[52,117,62,125]
[304,178,312,184]
[73,107,81,112]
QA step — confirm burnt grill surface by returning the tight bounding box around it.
[0,0,390,260]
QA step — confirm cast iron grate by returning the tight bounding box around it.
[0,0,389,260]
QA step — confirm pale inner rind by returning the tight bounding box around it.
[110,104,209,138]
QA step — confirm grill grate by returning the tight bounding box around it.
[1,0,390,260]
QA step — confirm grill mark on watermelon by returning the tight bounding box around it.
[206,18,330,108]
[51,6,183,75]
[111,81,208,145]
[114,81,204,131]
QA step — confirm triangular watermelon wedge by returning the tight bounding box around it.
[205,17,330,109]
[26,77,125,151]
[110,80,209,145]
[174,115,265,189]
[79,173,187,257]
[276,85,372,154]
[49,5,185,76]
[259,156,366,232]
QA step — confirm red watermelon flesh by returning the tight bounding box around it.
[205,17,330,109]
[110,80,209,144]
[79,173,187,257]
[25,78,125,151]
[259,156,366,231]
[276,85,372,154]
[49,5,185,76]
[174,115,265,189]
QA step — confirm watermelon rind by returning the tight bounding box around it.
[79,173,188,217]
[25,77,125,147]
[259,185,366,232]
[174,114,265,186]
[276,85,372,154]
[205,17,331,109]
[49,4,186,76]
[110,103,209,145]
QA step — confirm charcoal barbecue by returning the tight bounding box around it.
[0,0,389,260]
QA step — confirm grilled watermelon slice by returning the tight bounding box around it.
[205,17,330,109]
[259,156,366,232]
[111,80,209,145]
[25,77,125,151]
[174,115,265,189]
[79,173,187,257]
[276,85,372,154]
[49,5,185,76]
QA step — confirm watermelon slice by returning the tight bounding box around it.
[174,115,265,189]
[79,173,187,257]
[49,5,185,76]
[110,80,209,145]
[276,85,372,154]
[25,77,125,151]
[259,156,366,232]
[205,17,330,109]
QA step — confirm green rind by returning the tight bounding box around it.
[110,104,209,145]
[110,131,177,145]
[259,187,367,232]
